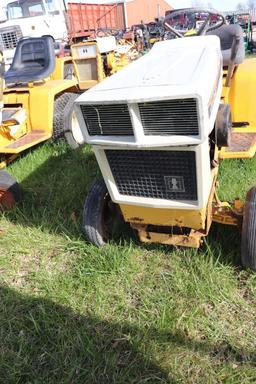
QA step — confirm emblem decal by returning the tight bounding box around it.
[164,176,185,193]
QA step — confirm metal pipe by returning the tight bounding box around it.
[226,35,240,87]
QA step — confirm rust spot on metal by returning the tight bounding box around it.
[226,132,256,152]
[0,189,15,211]
[129,217,144,222]
[6,130,47,149]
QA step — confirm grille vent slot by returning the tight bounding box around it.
[0,26,22,50]
[138,98,199,136]
[80,104,133,136]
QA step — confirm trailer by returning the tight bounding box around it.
[67,2,125,40]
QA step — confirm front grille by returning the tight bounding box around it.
[0,26,22,50]
[106,150,198,201]
[80,104,133,136]
[138,99,199,136]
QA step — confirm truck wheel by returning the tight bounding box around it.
[241,186,256,270]
[215,104,232,147]
[53,92,84,149]
[0,171,21,211]
[83,178,119,247]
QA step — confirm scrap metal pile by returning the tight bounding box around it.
[94,10,219,59]
[90,19,176,63]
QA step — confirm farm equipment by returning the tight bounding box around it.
[0,34,130,168]
[226,12,256,53]
[74,8,256,270]
[0,32,131,210]
[0,34,82,168]
[0,52,21,210]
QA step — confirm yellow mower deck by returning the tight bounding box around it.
[121,168,219,249]
[1,130,51,153]
[121,175,244,249]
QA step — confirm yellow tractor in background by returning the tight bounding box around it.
[70,36,130,90]
[1,35,80,169]
[0,34,130,168]
[0,52,21,211]
[0,34,131,209]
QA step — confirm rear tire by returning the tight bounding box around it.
[52,92,84,149]
[0,171,21,211]
[83,178,119,247]
[241,186,256,270]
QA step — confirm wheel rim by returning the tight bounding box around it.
[0,189,15,211]
[71,112,84,145]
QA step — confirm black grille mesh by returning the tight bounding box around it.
[0,26,22,50]
[80,104,133,136]
[106,150,198,201]
[138,99,199,136]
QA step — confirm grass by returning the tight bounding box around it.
[1,142,256,383]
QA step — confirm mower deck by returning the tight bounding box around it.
[0,130,51,154]
[133,225,204,248]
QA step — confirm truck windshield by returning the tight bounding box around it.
[7,0,56,19]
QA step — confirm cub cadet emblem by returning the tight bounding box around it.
[164,176,185,193]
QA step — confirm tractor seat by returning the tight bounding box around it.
[207,24,245,66]
[4,36,56,84]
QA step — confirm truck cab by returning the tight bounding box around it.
[0,0,67,67]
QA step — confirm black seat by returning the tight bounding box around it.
[207,24,245,66]
[5,36,56,84]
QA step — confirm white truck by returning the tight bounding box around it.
[0,0,68,67]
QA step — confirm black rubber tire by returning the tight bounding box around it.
[83,178,116,247]
[241,187,256,270]
[215,104,232,148]
[0,170,21,211]
[52,92,80,149]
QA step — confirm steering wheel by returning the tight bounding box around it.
[164,8,225,38]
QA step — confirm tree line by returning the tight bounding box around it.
[190,0,256,10]
[236,0,256,10]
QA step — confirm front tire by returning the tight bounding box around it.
[52,92,84,149]
[241,187,256,270]
[83,178,120,247]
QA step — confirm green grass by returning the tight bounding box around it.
[1,142,256,383]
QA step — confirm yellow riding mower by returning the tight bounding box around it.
[74,8,256,270]
[0,35,130,209]
[0,53,21,211]
[0,35,131,169]
[0,35,82,171]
